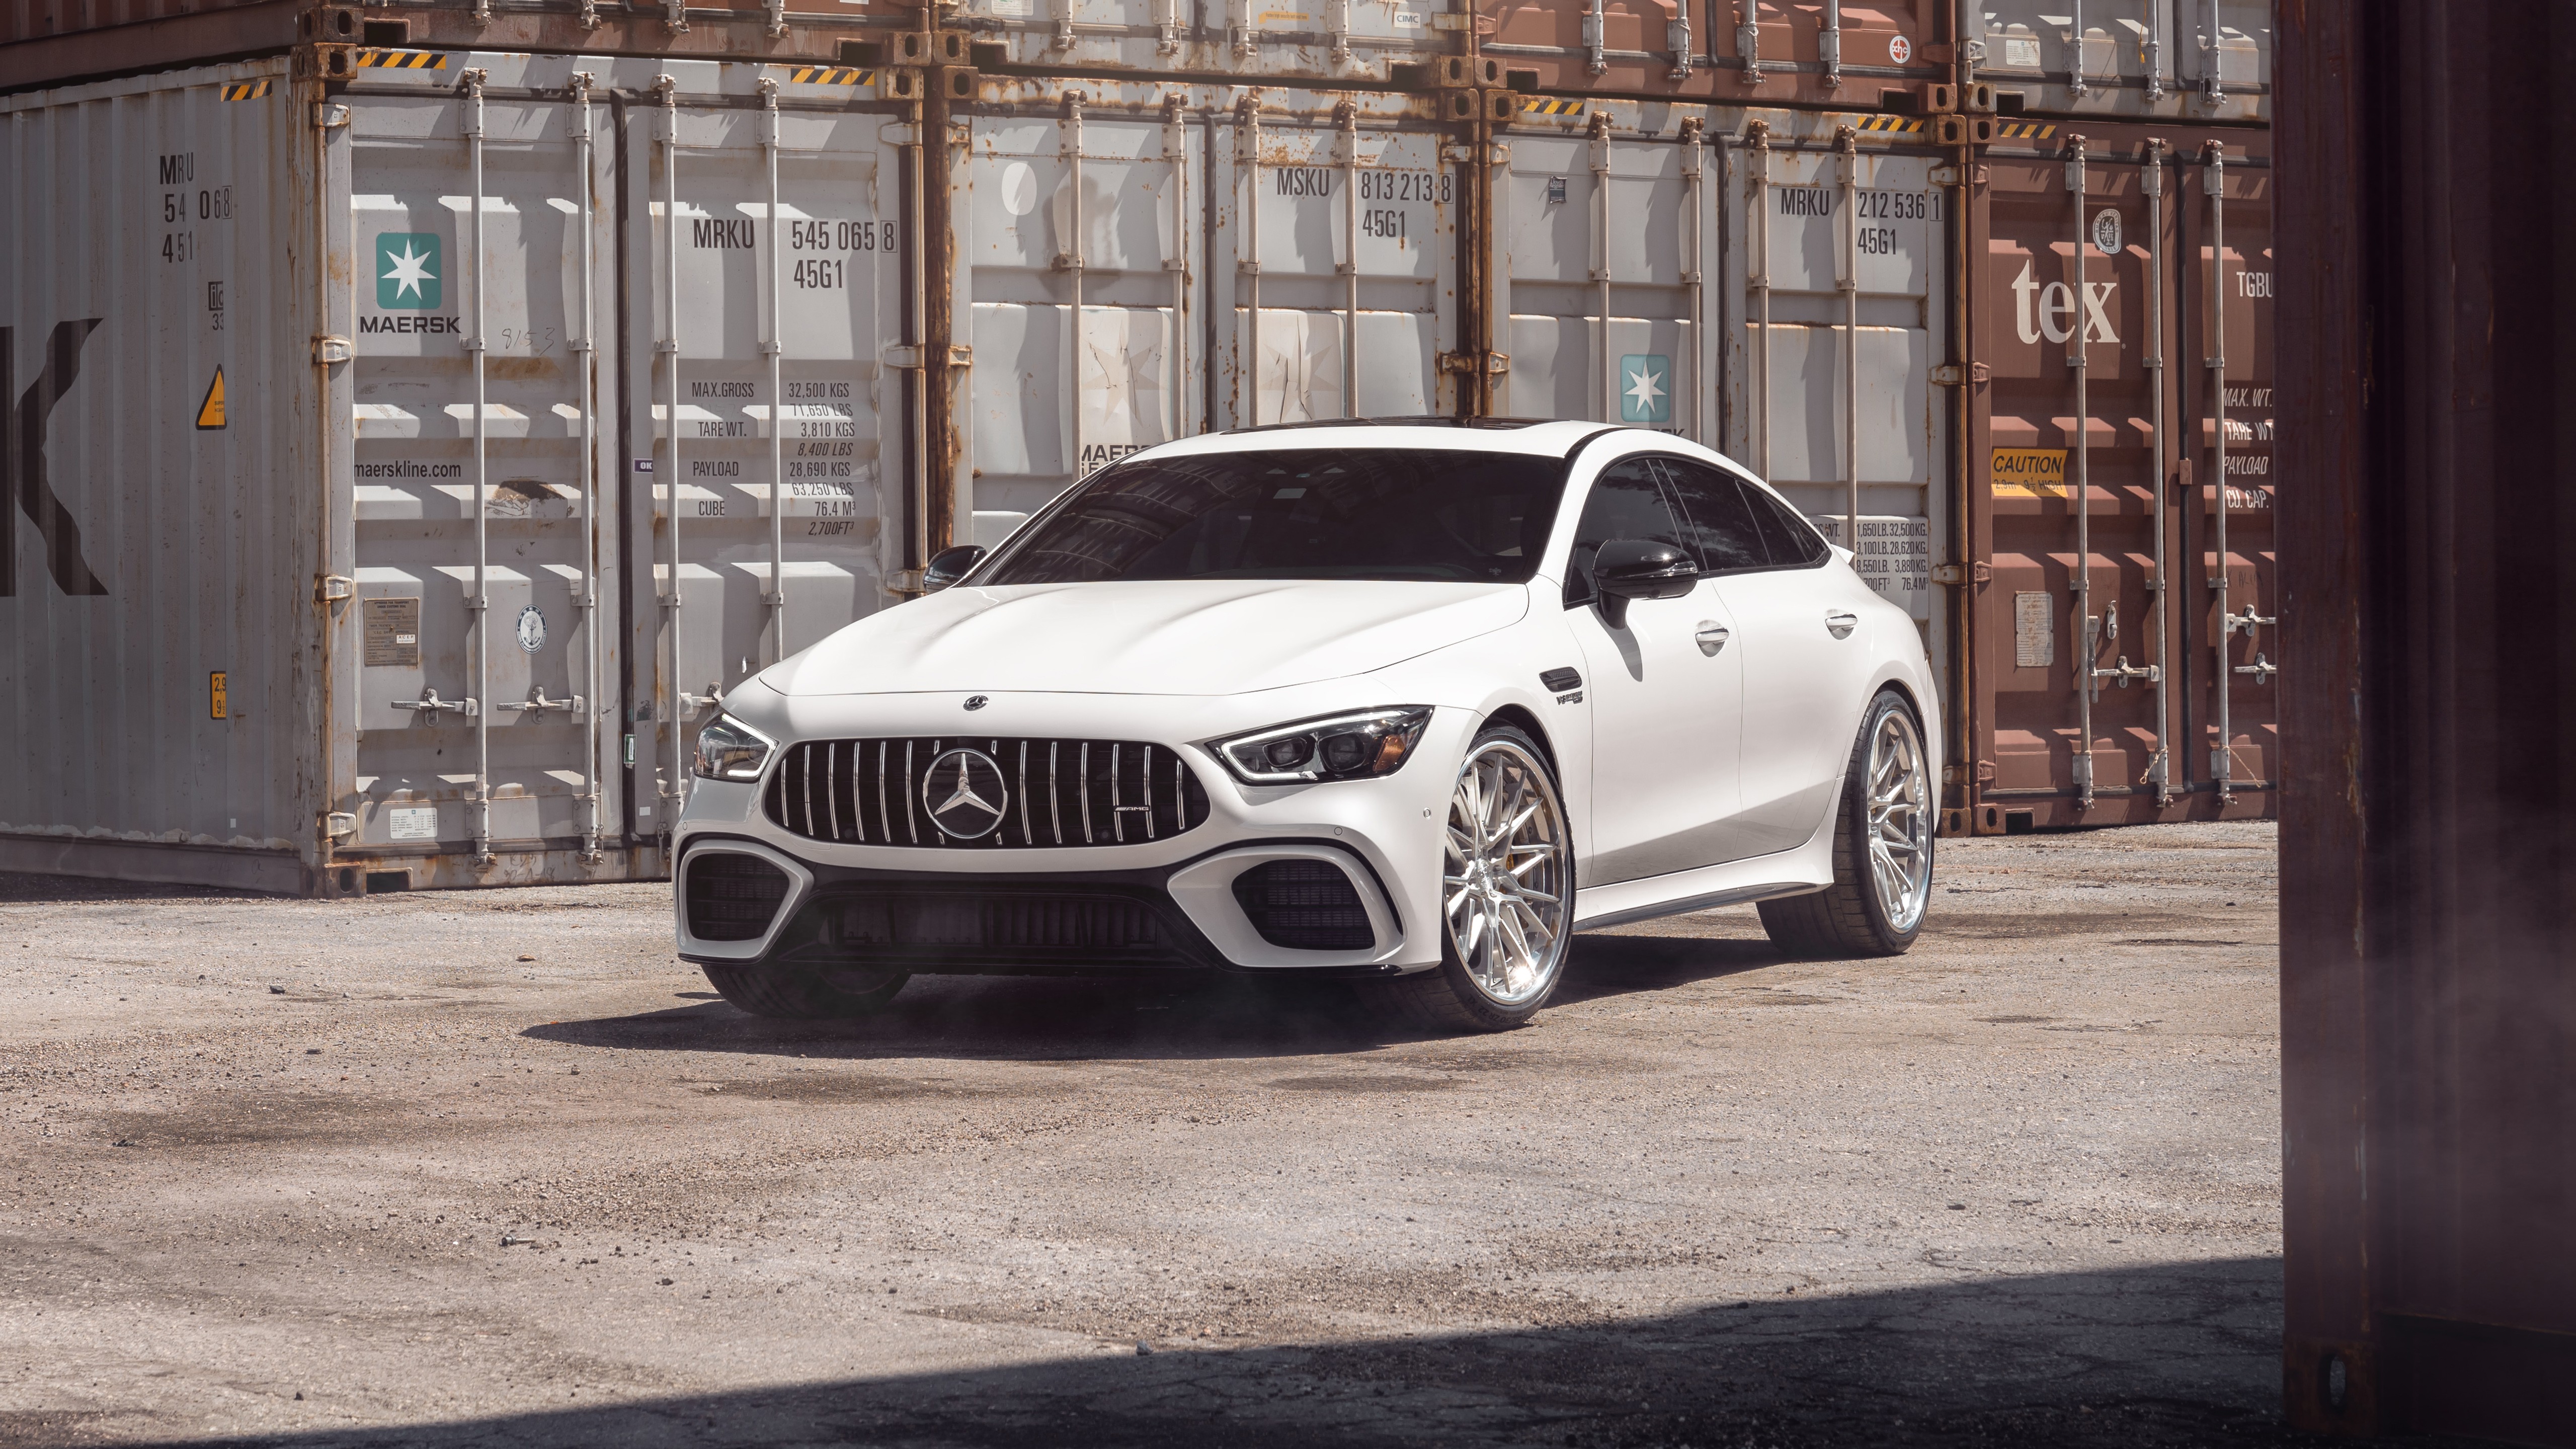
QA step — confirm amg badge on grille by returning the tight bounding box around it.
[923,748,1009,838]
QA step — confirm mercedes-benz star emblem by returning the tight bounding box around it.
[963,695,989,711]
[923,748,1009,839]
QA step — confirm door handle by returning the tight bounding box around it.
[1824,610,1859,640]
[1694,621,1730,656]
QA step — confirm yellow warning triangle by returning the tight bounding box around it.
[195,367,227,430]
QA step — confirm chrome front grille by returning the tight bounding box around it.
[763,737,1213,848]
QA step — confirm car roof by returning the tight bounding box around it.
[1130,419,1746,469]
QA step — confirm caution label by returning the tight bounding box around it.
[195,367,227,430]
[1990,446,2067,497]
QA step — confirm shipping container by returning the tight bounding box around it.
[1963,113,2272,829]
[1478,3,2267,125]
[1,0,1475,98]
[1,51,920,892]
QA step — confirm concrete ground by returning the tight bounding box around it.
[0,823,2350,1447]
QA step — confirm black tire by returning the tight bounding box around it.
[1363,723,1575,1034]
[701,963,910,1020]
[1757,690,1934,958]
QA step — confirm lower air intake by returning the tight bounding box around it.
[1232,859,1375,951]
[684,851,791,942]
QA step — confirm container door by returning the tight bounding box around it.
[956,97,1201,542]
[1492,115,1712,439]
[625,62,908,838]
[1212,97,1461,429]
[345,65,619,863]
[1975,135,2189,826]
[2182,139,2274,808]
[1725,129,1943,647]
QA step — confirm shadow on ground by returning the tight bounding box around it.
[39,1257,2445,1449]
[522,935,1789,1065]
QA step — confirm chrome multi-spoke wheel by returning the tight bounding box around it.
[1757,691,1934,958]
[1867,708,1933,932]
[1441,738,1572,1007]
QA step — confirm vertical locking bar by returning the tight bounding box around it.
[1748,119,1773,478]
[1163,96,1189,440]
[2205,141,2232,800]
[1339,101,1360,419]
[464,69,495,862]
[1822,0,1844,89]
[2066,135,2096,808]
[1682,119,1706,445]
[2200,0,2224,107]
[656,75,686,828]
[1064,93,1088,474]
[2143,0,2166,101]
[1836,124,1860,569]
[760,78,786,664]
[2068,0,2089,97]
[1589,110,1612,424]
[2143,138,2173,806]
[570,72,605,860]
[1583,0,1608,75]
[1237,97,1262,426]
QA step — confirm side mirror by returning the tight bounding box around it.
[1592,539,1697,629]
[922,544,986,593]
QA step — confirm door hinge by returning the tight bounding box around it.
[316,574,355,602]
[326,812,358,839]
[1930,361,1989,386]
[1930,561,1991,586]
[313,335,354,364]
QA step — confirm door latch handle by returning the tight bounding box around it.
[1693,622,1731,657]
[1825,610,1859,639]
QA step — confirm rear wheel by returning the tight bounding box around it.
[1757,690,1933,958]
[1367,725,1574,1033]
[701,963,910,1020]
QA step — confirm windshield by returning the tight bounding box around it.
[974,448,1566,586]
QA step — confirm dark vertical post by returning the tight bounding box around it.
[2276,2,2576,1441]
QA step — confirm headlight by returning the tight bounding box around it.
[1211,707,1432,785]
[691,713,776,781]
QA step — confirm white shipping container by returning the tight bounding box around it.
[0,52,914,892]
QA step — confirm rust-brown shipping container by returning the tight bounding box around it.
[1477,3,2267,124]
[1962,115,2273,829]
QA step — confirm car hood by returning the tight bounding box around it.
[768,579,1530,698]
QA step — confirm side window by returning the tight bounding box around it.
[1654,458,1769,572]
[1740,479,1831,567]
[1563,458,1685,606]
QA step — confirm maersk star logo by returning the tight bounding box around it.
[375,232,443,310]
[1619,354,1671,425]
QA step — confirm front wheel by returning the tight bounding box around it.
[1366,724,1575,1033]
[1757,690,1934,958]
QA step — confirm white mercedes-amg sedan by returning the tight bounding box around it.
[672,419,1936,1032]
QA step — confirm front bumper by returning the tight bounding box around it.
[670,694,1468,976]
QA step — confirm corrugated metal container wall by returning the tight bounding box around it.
[1,52,914,893]
[1,59,325,890]
[1966,0,2269,121]
[949,0,1476,83]
[1966,116,2270,829]
[1479,1,1955,111]
[1478,3,2267,125]
[1480,99,1943,647]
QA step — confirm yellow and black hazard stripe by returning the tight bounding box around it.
[783,65,872,86]
[1992,120,2058,141]
[218,78,273,101]
[1853,113,1924,135]
[355,49,447,70]
[1519,97,1587,117]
